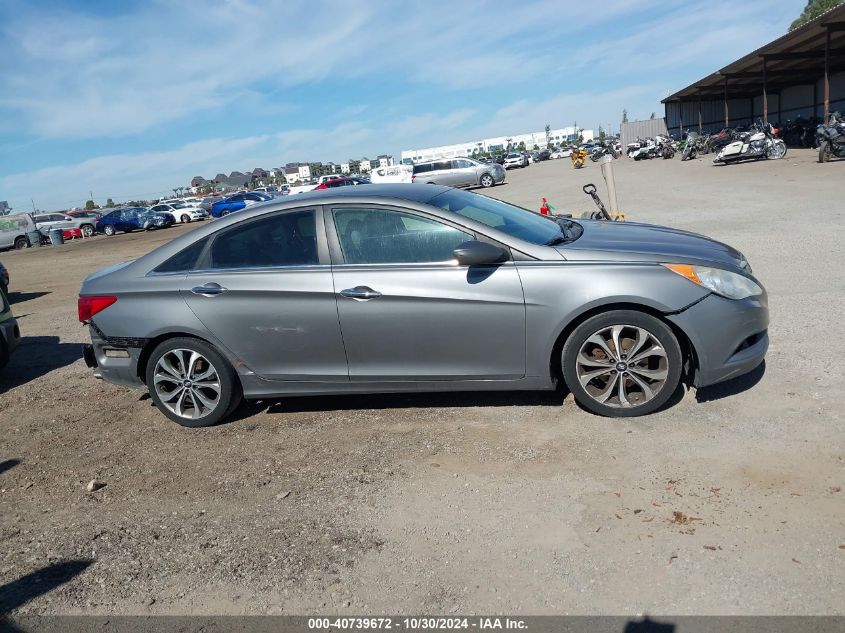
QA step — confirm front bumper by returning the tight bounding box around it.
[84,325,146,389]
[666,292,769,388]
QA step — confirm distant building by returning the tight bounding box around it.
[400,127,593,163]
[298,165,312,180]
[340,163,350,174]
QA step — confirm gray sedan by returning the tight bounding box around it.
[79,185,768,427]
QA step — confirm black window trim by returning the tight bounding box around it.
[322,203,513,268]
[147,206,330,276]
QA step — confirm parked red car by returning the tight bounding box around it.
[313,177,371,189]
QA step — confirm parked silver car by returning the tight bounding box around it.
[79,185,768,427]
[33,212,98,238]
[412,158,505,188]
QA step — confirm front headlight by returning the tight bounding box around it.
[662,263,762,300]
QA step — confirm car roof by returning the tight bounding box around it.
[291,183,450,203]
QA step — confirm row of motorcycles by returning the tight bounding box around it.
[624,113,845,165]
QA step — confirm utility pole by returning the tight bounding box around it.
[31,199,36,212]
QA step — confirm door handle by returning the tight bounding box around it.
[191,282,227,296]
[339,286,382,301]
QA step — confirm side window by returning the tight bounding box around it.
[453,159,472,169]
[208,210,318,269]
[413,163,432,174]
[432,161,451,172]
[332,208,472,265]
[154,237,209,273]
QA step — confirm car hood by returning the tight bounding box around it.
[558,219,748,271]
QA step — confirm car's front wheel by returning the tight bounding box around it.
[81,224,95,237]
[103,225,116,236]
[145,337,242,427]
[480,173,494,188]
[561,310,683,417]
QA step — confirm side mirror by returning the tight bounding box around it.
[453,240,508,266]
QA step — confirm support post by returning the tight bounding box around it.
[762,58,768,123]
[724,76,729,127]
[825,28,831,122]
[697,89,703,132]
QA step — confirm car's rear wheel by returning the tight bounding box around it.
[146,337,241,428]
[562,310,682,417]
[480,173,494,188]
[81,224,95,237]
[181,214,191,223]
[103,225,116,236]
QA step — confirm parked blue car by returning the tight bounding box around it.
[210,192,273,218]
[96,207,175,236]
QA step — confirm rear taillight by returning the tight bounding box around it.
[78,295,117,322]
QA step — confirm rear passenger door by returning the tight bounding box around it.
[451,159,478,187]
[179,208,348,381]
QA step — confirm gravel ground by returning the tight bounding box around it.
[0,150,843,615]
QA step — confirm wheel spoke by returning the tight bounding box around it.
[628,365,668,381]
[586,334,617,361]
[626,328,650,360]
[628,372,656,401]
[153,371,181,387]
[186,351,202,379]
[610,325,625,359]
[158,356,183,379]
[191,388,218,411]
[192,380,221,394]
[174,389,189,416]
[594,372,620,403]
[630,344,666,364]
[578,367,614,387]
[160,386,184,403]
[577,352,614,368]
[617,374,631,407]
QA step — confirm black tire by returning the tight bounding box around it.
[561,310,683,417]
[103,225,116,236]
[145,337,242,428]
[181,214,191,223]
[479,173,494,188]
[0,282,8,297]
[13,236,28,250]
[80,224,95,237]
[819,141,831,163]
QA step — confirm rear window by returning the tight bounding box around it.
[432,161,451,171]
[208,210,318,269]
[413,163,432,174]
[154,237,209,273]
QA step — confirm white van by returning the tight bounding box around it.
[0,214,37,251]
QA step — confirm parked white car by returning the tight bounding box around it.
[551,148,572,159]
[148,202,207,223]
[0,214,37,250]
[503,153,527,169]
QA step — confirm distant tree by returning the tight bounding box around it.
[532,144,540,151]
[650,112,656,119]
[790,0,842,30]
[85,199,96,210]
[105,198,115,208]
[517,141,526,151]
[544,123,551,145]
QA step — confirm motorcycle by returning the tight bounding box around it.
[714,121,786,164]
[817,111,845,162]
[590,143,619,162]
[655,134,676,159]
[632,138,658,161]
[626,138,644,158]
[681,131,700,160]
[570,148,589,169]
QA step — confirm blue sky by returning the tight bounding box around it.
[0,0,801,211]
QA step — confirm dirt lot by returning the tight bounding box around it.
[1,150,843,615]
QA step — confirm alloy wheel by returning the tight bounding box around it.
[153,348,221,420]
[575,324,669,409]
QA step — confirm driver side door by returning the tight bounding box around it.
[326,205,526,381]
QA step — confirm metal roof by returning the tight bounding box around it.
[663,4,845,103]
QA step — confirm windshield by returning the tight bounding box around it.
[428,189,575,245]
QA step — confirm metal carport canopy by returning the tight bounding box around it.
[662,4,845,123]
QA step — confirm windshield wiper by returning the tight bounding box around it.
[544,235,570,246]
[545,217,582,246]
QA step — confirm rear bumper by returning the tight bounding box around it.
[667,292,769,388]
[0,316,21,357]
[84,326,146,388]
